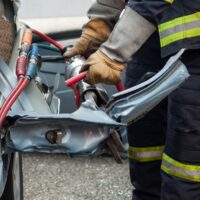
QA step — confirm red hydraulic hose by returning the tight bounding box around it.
[65,72,125,92]
[66,72,87,86]
[0,78,30,128]
[32,29,64,52]
[0,77,24,114]
[116,82,125,92]
[65,72,125,107]
[65,72,87,107]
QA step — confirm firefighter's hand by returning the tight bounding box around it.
[63,19,111,58]
[80,50,125,85]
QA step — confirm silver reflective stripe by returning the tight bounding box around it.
[160,20,200,39]
[128,146,164,162]
[161,153,200,182]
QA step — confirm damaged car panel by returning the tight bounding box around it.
[106,49,189,124]
[6,100,122,154]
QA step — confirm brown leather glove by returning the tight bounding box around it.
[64,19,111,58]
[80,50,125,85]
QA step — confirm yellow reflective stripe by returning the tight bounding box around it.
[163,153,200,171]
[161,153,200,182]
[129,154,162,162]
[161,165,200,182]
[165,0,174,3]
[129,145,164,152]
[158,12,200,32]
[128,145,164,162]
[160,27,200,47]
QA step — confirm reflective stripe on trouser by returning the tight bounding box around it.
[162,153,200,182]
[158,12,200,47]
[126,32,168,200]
[129,146,164,162]
[165,0,174,3]
[161,49,200,200]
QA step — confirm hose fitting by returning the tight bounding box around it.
[16,29,33,78]
[26,45,40,79]
[21,29,32,48]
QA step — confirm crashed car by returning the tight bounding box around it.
[0,1,189,199]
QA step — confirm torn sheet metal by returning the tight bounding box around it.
[6,100,122,154]
[106,49,190,124]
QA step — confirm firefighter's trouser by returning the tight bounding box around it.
[126,31,200,200]
[125,32,168,200]
[161,49,200,199]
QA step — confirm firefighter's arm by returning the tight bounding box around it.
[64,0,126,58]
[81,6,155,84]
[81,0,176,85]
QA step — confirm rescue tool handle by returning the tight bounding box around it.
[65,72,125,92]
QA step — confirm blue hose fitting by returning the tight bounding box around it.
[26,45,40,79]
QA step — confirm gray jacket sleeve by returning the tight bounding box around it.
[87,0,126,28]
[100,6,156,63]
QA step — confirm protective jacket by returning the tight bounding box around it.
[129,0,200,57]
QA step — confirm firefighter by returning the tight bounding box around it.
[0,0,20,64]
[64,1,167,199]
[64,0,200,199]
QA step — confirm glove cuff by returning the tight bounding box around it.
[100,6,156,63]
[83,19,111,42]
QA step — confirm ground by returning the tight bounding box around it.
[23,154,132,200]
